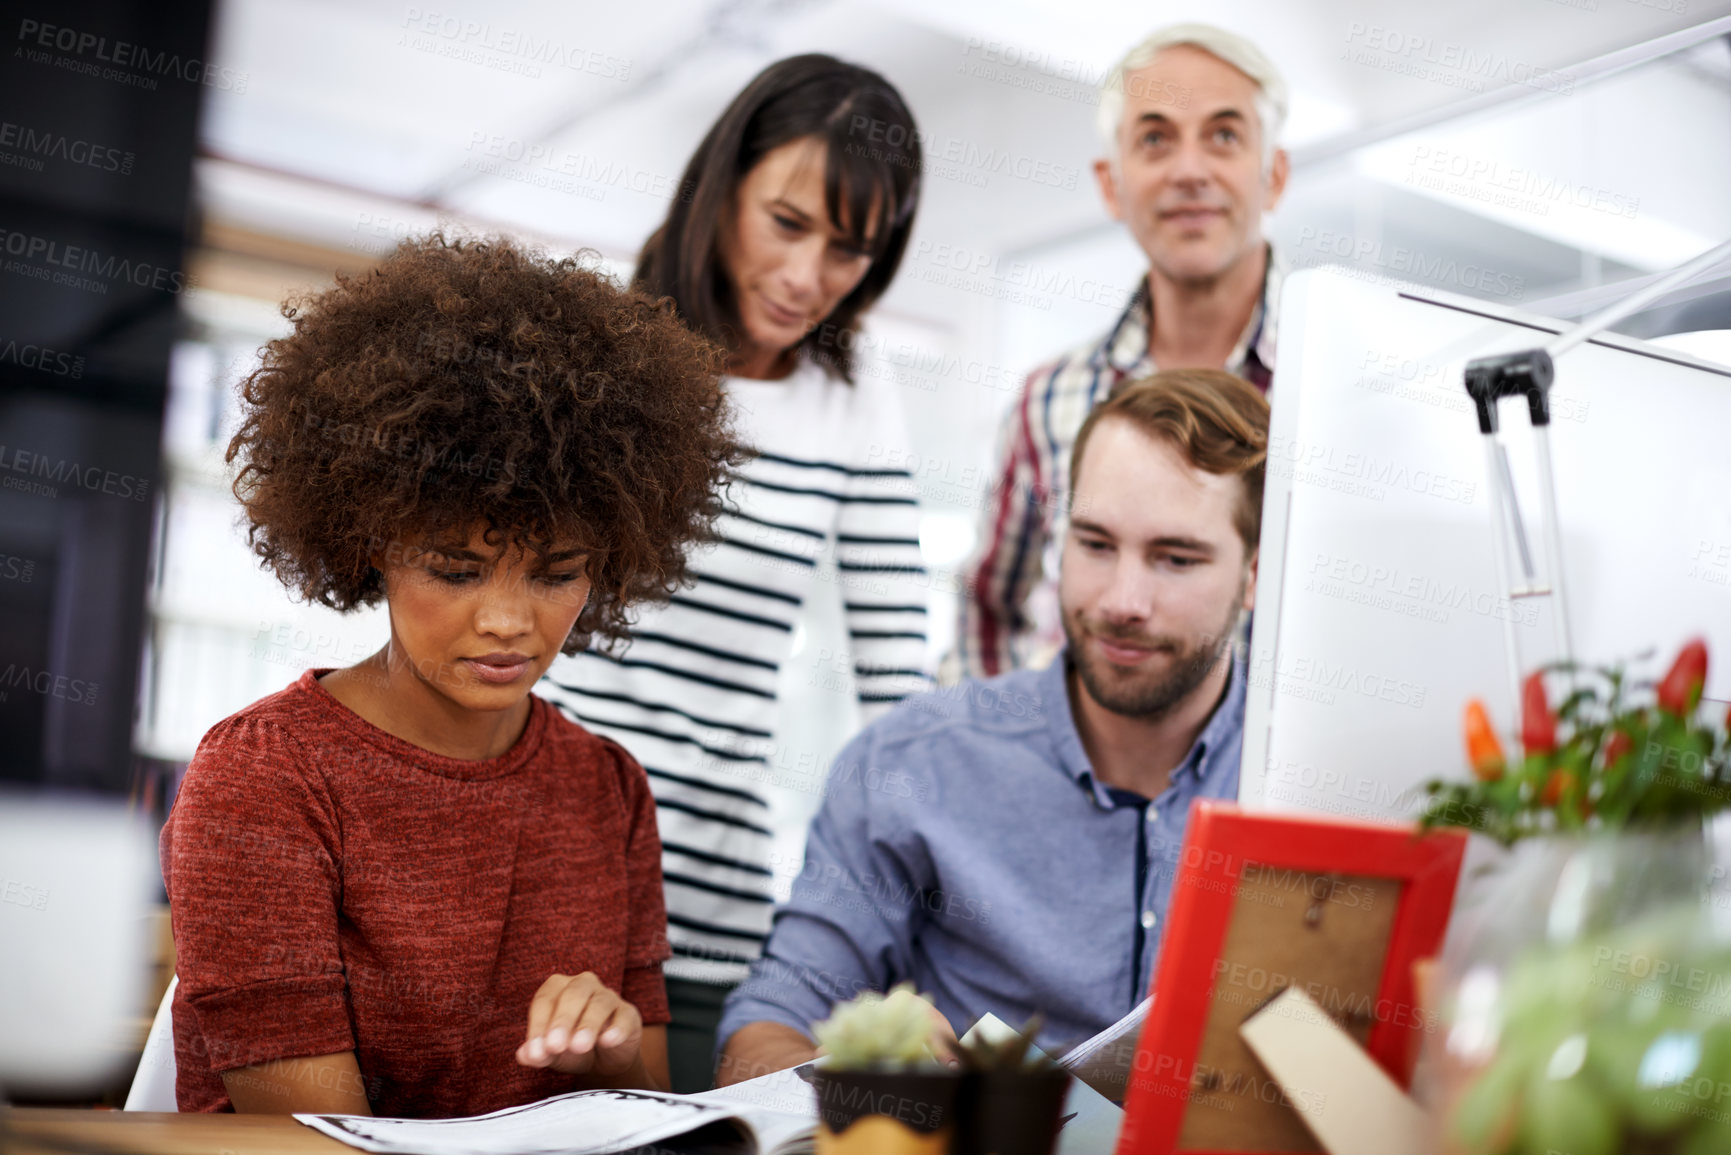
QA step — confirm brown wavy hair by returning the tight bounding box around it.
[1070,368,1270,556]
[634,53,921,382]
[226,233,745,653]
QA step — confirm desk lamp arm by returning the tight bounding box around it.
[1460,235,1731,743]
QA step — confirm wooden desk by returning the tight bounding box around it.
[3,1110,353,1155]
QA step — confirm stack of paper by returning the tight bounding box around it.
[296,1065,818,1155]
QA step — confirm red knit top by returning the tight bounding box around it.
[160,669,671,1117]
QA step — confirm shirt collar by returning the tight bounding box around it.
[1176,645,1248,789]
[1261,248,1284,362]
[1041,654,1098,794]
[1098,282,1153,377]
[1232,245,1282,379]
[1104,242,1283,382]
[1042,644,1248,808]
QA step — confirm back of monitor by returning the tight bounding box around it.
[1241,269,1731,821]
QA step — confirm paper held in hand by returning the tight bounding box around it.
[1057,994,1150,1102]
[294,1065,819,1155]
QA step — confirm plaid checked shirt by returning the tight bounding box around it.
[955,247,1282,678]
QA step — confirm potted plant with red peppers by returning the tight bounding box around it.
[1424,639,1725,842]
[1417,639,1731,1155]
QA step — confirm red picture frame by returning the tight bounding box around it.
[1115,800,1466,1155]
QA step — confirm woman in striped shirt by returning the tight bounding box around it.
[537,54,929,1090]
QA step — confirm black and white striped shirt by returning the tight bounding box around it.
[538,361,931,983]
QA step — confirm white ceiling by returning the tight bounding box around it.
[195,0,1731,334]
[180,0,1731,606]
[197,3,1727,227]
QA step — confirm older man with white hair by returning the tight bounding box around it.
[956,23,1289,679]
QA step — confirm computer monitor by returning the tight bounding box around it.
[0,0,208,793]
[0,0,210,1100]
[1242,268,1731,822]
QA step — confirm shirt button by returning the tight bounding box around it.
[1141,910,1157,930]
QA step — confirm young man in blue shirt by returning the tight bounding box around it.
[716,368,1269,1084]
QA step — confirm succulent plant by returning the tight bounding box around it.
[953,1015,1058,1074]
[812,982,947,1069]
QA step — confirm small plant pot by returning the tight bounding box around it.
[812,1067,961,1155]
[953,1068,1072,1155]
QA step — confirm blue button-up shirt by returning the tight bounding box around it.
[717,647,1245,1058]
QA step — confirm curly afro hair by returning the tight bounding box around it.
[226,232,745,654]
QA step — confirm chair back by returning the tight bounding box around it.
[123,974,178,1111]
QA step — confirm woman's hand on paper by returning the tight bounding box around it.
[516,972,643,1077]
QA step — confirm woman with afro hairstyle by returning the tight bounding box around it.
[158,234,744,1118]
[537,54,930,1092]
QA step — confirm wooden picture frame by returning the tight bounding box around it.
[1114,801,1466,1155]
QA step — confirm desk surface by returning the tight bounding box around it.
[4,1109,353,1155]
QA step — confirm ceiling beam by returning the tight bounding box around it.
[1289,18,1731,170]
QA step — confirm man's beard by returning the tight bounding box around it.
[1064,582,1244,721]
